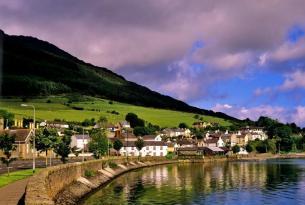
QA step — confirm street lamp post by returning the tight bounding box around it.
[21,104,36,173]
[126,129,129,162]
[82,127,85,163]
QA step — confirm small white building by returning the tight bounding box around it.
[119,141,168,157]
[242,127,268,141]
[205,137,225,147]
[71,134,90,151]
[119,121,131,129]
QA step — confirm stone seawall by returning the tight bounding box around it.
[24,157,179,205]
[26,153,300,205]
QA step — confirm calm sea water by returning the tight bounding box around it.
[80,159,305,205]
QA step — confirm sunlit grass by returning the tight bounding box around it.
[0,169,41,188]
[0,97,232,127]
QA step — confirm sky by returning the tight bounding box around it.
[1,0,305,126]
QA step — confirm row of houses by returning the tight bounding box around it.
[0,116,269,158]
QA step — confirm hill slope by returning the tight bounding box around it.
[0,30,238,122]
[0,97,232,128]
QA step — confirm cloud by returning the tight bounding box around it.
[292,106,305,126]
[254,69,305,98]
[254,87,273,96]
[267,39,305,63]
[213,104,286,121]
[213,103,305,127]
[1,0,305,105]
[279,70,305,90]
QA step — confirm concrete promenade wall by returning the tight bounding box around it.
[24,157,180,205]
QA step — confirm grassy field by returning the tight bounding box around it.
[0,169,40,188]
[0,97,232,127]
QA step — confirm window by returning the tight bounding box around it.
[153,146,156,150]
[146,147,149,150]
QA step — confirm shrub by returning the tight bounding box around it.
[109,161,118,169]
[84,169,95,177]
[71,106,84,110]
[166,152,175,159]
[46,99,51,103]
[109,101,113,104]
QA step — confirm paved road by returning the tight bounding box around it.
[0,157,91,174]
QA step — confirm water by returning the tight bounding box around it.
[81,159,305,205]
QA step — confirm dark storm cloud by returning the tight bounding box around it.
[1,1,305,125]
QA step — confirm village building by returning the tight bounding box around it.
[201,146,225,156]
[204,136,225,148]
[70,134,90,151]
[192,121,212,129]
[119,141,168,157]
[177,139,196,148]
[162,128,191,138]
[242,126,268,141]
[40,120,69,129]
[119,121,131,129]
[0,129,34,159]
[236,133,250,146]
[221,133,237,147]
[142,134,162,142]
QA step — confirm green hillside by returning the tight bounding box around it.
[0,97,232,128]
[0,30,238,122]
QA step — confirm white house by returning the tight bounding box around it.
[119,141,168,157]
[71,134,90,151]
[119,121,131,129]
[205,137,225,147]
[242,127,268,141]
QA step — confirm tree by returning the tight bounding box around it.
[232,145,240,154]
[133,126,151,136]
[35,128,59,167]
[0,133,17,175]
[245,144,253,153]
[113,139,123,155]
[135,138,144,158]
[194,114,200,119]
[54,134,71,164]
[88,129,108,159]
[125,113,145,128]
[178,122,188,129]
[98,116,108,128]
[0,109,14,129]
[265,139,277,154]
[275,126,293,151]
[82,118,95,127]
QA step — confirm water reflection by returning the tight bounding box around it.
[81,159,305,205]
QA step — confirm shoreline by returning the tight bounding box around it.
[24,154,305,205]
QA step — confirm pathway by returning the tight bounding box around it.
[0,178,28,205]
